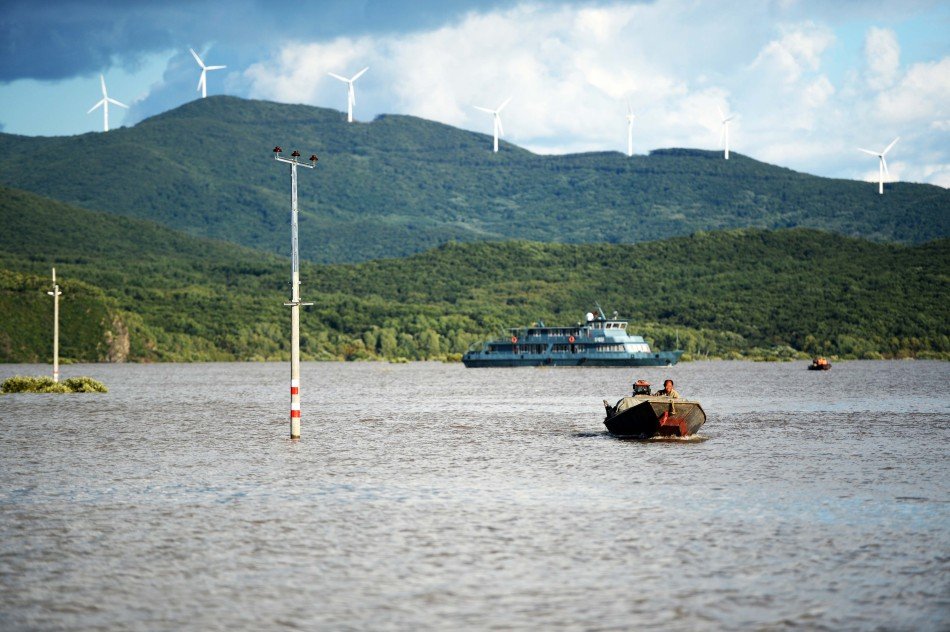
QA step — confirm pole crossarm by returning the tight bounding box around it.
[274,155,317,169]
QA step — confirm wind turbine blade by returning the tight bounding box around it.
[882,136,900,155]
[108,98,129,109]
[87,100,105,114]
[351,66,369,81]
[626,100,632,115]
[206,65,226,71]
[327,72,348,82]
[497,96,512,112]
[718,106,725,121]
[100,74,107,96]
[881,156,889,175]
[496,115,505,137]
[349,84,356,106]
[724,115,735,122]
[190,48,205,68]
[857,148,879,156]
[198,71,206,92]
[473,106,494,113]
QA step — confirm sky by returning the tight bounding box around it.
[1,0,948,186]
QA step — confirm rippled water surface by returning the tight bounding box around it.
[1,360,948,630]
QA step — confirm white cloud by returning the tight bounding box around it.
[243,37,376,106]
[920,164,950,188]
[749,22,835,84]
[239,0,947,187]
[874,57,950,123]
[864,27,900,90]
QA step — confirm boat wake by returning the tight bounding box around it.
[645,433,709,443]
[573,431,709,443]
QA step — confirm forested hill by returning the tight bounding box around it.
[0,96,946,264]
[1,186,946,362]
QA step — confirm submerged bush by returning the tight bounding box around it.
[62,376,108,393]
[1,375,107,393]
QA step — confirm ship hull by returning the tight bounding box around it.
[463,351,682,368]
[604,396,706,438]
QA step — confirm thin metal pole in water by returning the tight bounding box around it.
[47,268,62,382]
[273,147,318,439]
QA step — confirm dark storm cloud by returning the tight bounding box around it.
[0,0,535,83]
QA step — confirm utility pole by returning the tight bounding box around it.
[273,147,318,440]
[46,268,62,382]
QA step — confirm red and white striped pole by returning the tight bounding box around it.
[274,147,317,439]
[47,268,62,383]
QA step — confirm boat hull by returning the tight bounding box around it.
[463,351,683,368]
[604,396,706,438]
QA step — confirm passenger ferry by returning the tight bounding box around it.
[462,307,683,367]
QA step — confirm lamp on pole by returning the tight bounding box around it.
[273,146,318,440]
[46,268,62,383]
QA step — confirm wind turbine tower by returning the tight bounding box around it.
[474,97,511,153]
[626,102,636,157]
[86,75,128,132]
[190,48,226,99]
[719,107,735,160]
[328,67,369,122]
[858,137,899,195]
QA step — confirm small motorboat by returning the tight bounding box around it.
[808,357,832,370]
[603,380,706,438]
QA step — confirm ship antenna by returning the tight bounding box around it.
[594,301,606,320]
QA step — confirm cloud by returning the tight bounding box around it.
[919,163,950,188]
[236,2,949,186]
[874,57,950,124]
[243,1,752,154]
[0,1,180,81]
[749,22,835,84]
[0,0,558,83]
[864,27,900,90]
[2,0,947,187]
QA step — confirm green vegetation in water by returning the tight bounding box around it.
[1,375,108,393]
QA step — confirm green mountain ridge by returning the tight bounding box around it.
[2,186,946,363]
[0,96,946,264]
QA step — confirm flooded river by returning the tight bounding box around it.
[1,360,948,630]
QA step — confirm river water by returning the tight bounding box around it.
[1,360,948,630]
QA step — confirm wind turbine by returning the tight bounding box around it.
[858,137,899,195]
[190,48,226,99]
[718,107,735,160]
[473,97,511,153]
[86,74,128,132]
[327,67,369,123]
[626,102,636,157]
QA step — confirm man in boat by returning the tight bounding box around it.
[654,379,679,398]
